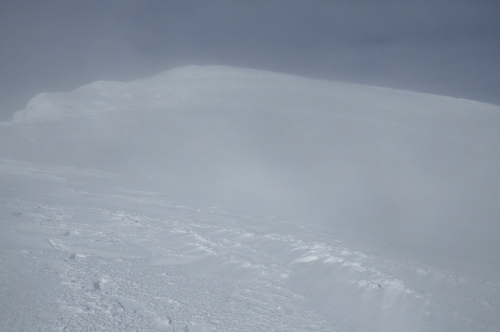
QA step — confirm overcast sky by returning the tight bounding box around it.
[1,0,499,120]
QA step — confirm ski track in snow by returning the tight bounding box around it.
[1,170,499,332]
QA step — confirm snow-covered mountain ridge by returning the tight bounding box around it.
[1,65,499,331]
[3,65,499,258]
[12,65,500,124]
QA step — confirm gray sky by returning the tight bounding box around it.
[1,0,499,120]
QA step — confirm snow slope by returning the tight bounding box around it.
[1,65,499,331]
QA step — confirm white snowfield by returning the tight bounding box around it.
[1,65,499,331]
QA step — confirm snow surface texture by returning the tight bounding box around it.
[1,65,499,331]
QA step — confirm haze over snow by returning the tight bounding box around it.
[1,66,499,331]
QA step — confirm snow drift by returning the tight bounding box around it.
[2,65,500,267]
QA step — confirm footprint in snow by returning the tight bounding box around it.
[186,321,217,332]
[47,261,68,274]
[48,238,67,250]
[117,298,143,313]
[67,253,85,261]
[93,277,112,291]
[117,298,171,327]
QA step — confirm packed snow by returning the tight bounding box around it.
[1,65,499,331]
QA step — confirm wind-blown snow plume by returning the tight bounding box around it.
[2,65,500,265]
